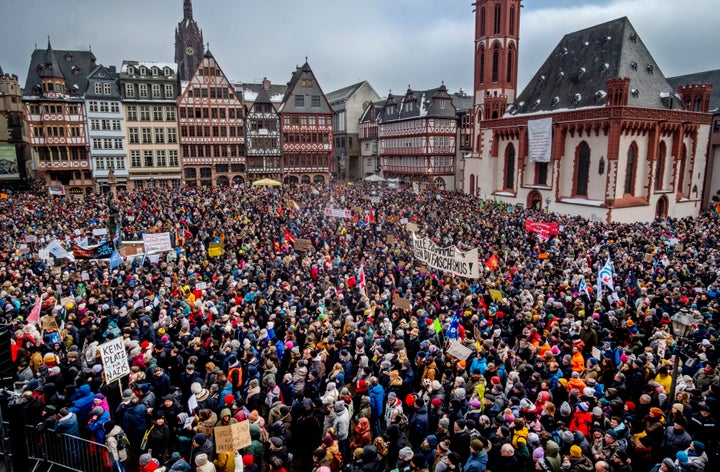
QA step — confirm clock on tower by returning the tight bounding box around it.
[186,47,194,56]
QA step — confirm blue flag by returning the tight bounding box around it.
[446,313,460,340]
[598,257,614,291]
[109,249,122,270]
[579,276,589,298]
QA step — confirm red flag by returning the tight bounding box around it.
[368,210,376,223]
[273,240,281,252]
[26,294,44,324]
[278,205,283,216]
[353,213,358,224]
[485,254,499,271]
[284,229,296,245]
[358,266,366,295]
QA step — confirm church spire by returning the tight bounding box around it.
[183,0,193,20]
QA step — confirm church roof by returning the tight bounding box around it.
[667,69,720,113]
[511,17,683,116]
[23,44,97,98]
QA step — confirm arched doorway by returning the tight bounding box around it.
[284,175,299,185]
[655,196,668,218]
[216,176,229,188]
[420,176,429,189]
[433,177,445,189]
[301,175,311,184]
[527,190,542,211]
[313,175,325,184]
[232,176,244,187]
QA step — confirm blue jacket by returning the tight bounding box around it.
[368,383,385,416]
[70,384,95,425]
[87,410,111,443]
[464,450,488,472]
[121,402,148,436]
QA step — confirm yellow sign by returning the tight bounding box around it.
[489,289,504,302]
[208,247,223,257]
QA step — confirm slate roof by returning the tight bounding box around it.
[667,69,720,112]
[326,81,366,105]
[84,65,121,100]
[511,17,683,115]
[379,85,458,123]
[23,42,97,98]
[279,62,332,114]
[236,82,287,104]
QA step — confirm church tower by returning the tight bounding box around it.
[174,0,205,81]
[472,0,520,124]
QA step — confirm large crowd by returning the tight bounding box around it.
[2,182,719,472]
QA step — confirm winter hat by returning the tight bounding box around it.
[91,406,104,417]
[470,438,485,451]
[224,394,235,405]
[388,392,397,401]
[662,458,676,471]
[533,447,545,459]
[398,446,414,461]
[560,402,572,416]
[605,429,618,439]
[625,401,636,411]
[411,454,427,469]
[570,445,582,458]
[470,399,482,408]
[139,454,152,466]
[242,455,254,467]
[439,418,450,429]
[103,421,115,434]
[559,430,574,444]
[676,451,688,463]
[431,397,442,407]
[592,406,603,417]
[92,364,103,374]
[195,454,209,466]
[577,402,589,413]
[583,388,595,398]
[334,401,345,413]
[193,433,208,446]
[650,407,664,417]
[520,398,534,410]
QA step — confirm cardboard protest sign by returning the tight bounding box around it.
[294,239,314,252]
[215,420,251,452]
[386,235,396,245]
[643,253,654,263]
[447,341,473,361]
[406,222,419,233]
[208,247,222,257]
[99,337,130,384]
[489,289,504,302]
[393,297,411,311]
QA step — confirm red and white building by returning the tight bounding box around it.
[278,62,333,184]
[177,50,245,188]
[465,0,713,222]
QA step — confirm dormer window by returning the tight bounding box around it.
[152,67,159,76]
[64,53,73,62]
[139,66,147,75]
[72,66,81,75]
[164,67,172,76]
[128,66,135,75]
[404,101,414,112]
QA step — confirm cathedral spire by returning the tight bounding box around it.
[183,0,193,20]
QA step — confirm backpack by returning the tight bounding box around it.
[116,430,130,451]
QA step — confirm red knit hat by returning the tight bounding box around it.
[242,455,254,467]
[224,394,235,405]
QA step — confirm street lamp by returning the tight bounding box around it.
[666,310,696,416]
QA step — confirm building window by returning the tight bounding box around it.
[89,101,98,112]
[94,83,103,94]
[312,95,321,107]
[575,142,590,196]
[126,105,137,121]
[167,128,178,144]
[144,150,153,167]
[131,150,141,167]
[507,50,513,83]
[509,6,516,35]
[185,168,197,179]
[114,139,123,149]
[164,84,174,98]
[90,119,100,131]
[295,95,304,107]
[504,144,515,190]
[165,107,176,121]
[142,128,152,144]
[655,141,665,190]
[536,162,548,185]
[169,150,179,167]
[200,167,212,178]
[110,102,119,113]
[152,84,161,98]
[100,102,109,113]
[624,143,637,195]
[153,106,163,121]
[156,150,166,167]
[140,106,150,121]
[139,84,148,98]
[301,79,312,87]
[129,128,139,144]
[480,7,486,36]
[492,45,500,83]
[154,128,164,144]
[103,83,112,95]
[493,3,501,34]
[96,157,104,170]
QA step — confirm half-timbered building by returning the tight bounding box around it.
[22,41,95,196]
[278,62,333,185]
[242,79,283,182]
[177,50,245,188]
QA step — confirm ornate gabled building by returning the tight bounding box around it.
[174,0,205,82]
[378,85,458,189]
[244,79,283,182]
[0,66,28,184]
[120,61,181,189]
[22,41,95,196]
[278,62,333,185]
[466,7,712,223]
[85,64,127,192]
[326,81,381,180]
[358,100,385,177]
[177,50,245,188]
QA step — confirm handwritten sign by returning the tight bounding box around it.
[406,223,419,233]
[208,247,223,257]
[99,337,130,384]
[386,235,396,245]
[214,420,251,453]
[489,289,504,302]
[447,341,473,361]
[142,232,172,254]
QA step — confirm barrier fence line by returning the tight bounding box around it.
[17,425,115,472]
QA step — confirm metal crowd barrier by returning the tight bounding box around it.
[25,424,115,472]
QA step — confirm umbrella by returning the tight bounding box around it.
[363,174,386,182]
[252,178,282,187]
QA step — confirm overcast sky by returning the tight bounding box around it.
[2,0,718,98]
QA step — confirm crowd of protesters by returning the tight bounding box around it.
[2,182,719,472]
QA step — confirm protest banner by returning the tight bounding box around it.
[99,337,130,384]
[25,234,38,243]
[324,207,352,219]
[447,341,473,361]
[524,219,560,235]
[72,241,113,260]
[393,297,411,311]
[294,239,314,252]
[528,117,552,163]
[143,232,172,254]
[118,241,145,258]
[412,234,480,279]
[92,228,107,236]
[48,185,66,196]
